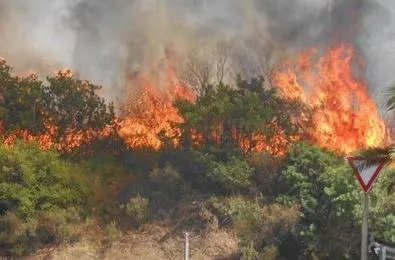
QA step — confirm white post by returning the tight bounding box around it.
[380,247,387,260]
[361,192,369,260]
[184,232,190,260]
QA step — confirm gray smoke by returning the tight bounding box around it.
[0,0,394,103]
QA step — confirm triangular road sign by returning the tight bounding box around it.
[347,157,385,193]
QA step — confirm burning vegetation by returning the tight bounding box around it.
[117,44,388,156]
[3,1,395,259]
[1,41,395,260]
[0,44,389,156]
[274,44,388,153]
[0,61,115,154]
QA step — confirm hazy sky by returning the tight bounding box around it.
[1,0,395,102]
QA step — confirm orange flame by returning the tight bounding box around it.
[0,66,114,153]
[118,72,298,155]
[274,44,388,153]
[1,120,115,154]
[1,45,387,156]
[119,69,195,151]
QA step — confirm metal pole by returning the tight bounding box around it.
[184,232,190,260]
[361,192,369,260]
[380,246,387,260]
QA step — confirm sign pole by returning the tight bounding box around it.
[347,157,386,260]
[361,192,369,260]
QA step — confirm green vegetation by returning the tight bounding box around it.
[0,60,394,259]
[0,142,86,256]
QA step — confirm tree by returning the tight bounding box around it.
[0,60,46,134]
[176,41,231,95]
[0,60,116,154]
[44,70,115,144]
[277,142,395,259]
[175,77,311,157]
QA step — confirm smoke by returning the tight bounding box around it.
[0,0,76,74]
[0,0,394,101]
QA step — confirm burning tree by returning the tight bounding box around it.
[175,77,312,156]
[274,44,388,154]
[0,59,116,154]
[118,43,388,158]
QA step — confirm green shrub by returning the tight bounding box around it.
[120,195,149,228]
[36,208,81,244]
[206,196,299,259]
[208,156,254,193]
[104,220,122,246]
[258,245,278,260]
[77,154,131,208]
[149,163,181,195]
[240,242,259,260]
[0,141,86,256]
[276,142,360,258]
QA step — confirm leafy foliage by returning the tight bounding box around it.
[44,70,115,141]
[357,146,395,167]
[0,61,46,134]
[0,141,86,256]
[277,143,395,259]
[120,195,149,228]
[149,163,182,193]
[0,60,115,154]
[206,156,254,193]
[277,143,360,258]
[206,196,300,259]
[175,77,311,156]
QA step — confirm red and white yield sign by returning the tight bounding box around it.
[347,157,385,193]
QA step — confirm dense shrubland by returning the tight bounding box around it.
[0,60,394,259]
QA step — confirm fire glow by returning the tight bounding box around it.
[0,44,388,155]
[119,69,195,151]
[119,44,387,155]
[274,44,387,154]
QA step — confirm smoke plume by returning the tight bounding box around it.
[0,0,394,102]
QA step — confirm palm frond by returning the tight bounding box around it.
[355,145,395,167]
[384,86,395,111]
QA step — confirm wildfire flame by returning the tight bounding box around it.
[119,69,195,151]
[119,44,387,155]
[0,67,114,153]
[274,44,388,153]
[1,44,388,155]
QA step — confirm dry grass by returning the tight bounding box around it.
[28,224,238,260]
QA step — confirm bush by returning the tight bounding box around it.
[206,196,300,259]
[77,154,131,208]
[247,152,284,195]
[120,195,149,228]
[104,220,122,246]
[0,141,86,256]
[36,208,81,244]
[149,163,182,196]
[276,142,360,258]
[207,156,255,193]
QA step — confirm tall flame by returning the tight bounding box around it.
[274,44,388,153]
[119,68,195,150]
[119,44,388,155]
[1,45,388,155]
